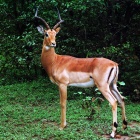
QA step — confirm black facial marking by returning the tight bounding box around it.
[114,122,118,128]
[90,76,92,79]
[123,120,127,126]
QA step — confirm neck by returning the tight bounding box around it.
[41,43,56,75]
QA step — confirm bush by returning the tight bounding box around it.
[0,0,140,101]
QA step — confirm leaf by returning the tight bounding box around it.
[118,81,125,86]
[85,96,92,101]
[78,92,82,95]
[95,88,99,91]
[96,92,101,95]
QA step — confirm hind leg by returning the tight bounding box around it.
[110,83,127,129]
[97,83,118,138]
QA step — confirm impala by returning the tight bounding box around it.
[34,7,127,138]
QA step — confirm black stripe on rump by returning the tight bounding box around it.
[107,68,114,83]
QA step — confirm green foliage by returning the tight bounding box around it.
[0,80,140,139]
[0,0,140,101]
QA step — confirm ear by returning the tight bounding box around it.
[55,27,61,34]
[37,25,44,34]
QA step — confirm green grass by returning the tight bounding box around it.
[0,78,140,140]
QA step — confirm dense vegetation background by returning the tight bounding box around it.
[0,0,140,101]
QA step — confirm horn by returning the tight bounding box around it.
[34,6,50,30]
[53,7,64,30]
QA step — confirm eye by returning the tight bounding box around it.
[45,33,48,37]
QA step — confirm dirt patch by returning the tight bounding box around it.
[41,119,58,129]
[103,134,130,140]
[41,119,58,125]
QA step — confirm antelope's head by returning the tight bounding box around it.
[34,7,64,48]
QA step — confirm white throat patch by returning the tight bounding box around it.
[45,46,50,50]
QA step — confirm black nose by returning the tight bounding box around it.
[51,43,56,46]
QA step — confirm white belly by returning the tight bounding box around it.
[69,78,94,88]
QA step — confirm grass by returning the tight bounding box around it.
[0,78,140,140]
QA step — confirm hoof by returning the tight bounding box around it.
[110,136,115,139]
[110,132,115,138]
[110,134,121,139]
[59,123,67,130]
[59,127,64,130]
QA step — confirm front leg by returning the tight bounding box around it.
[59,84,67,130]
